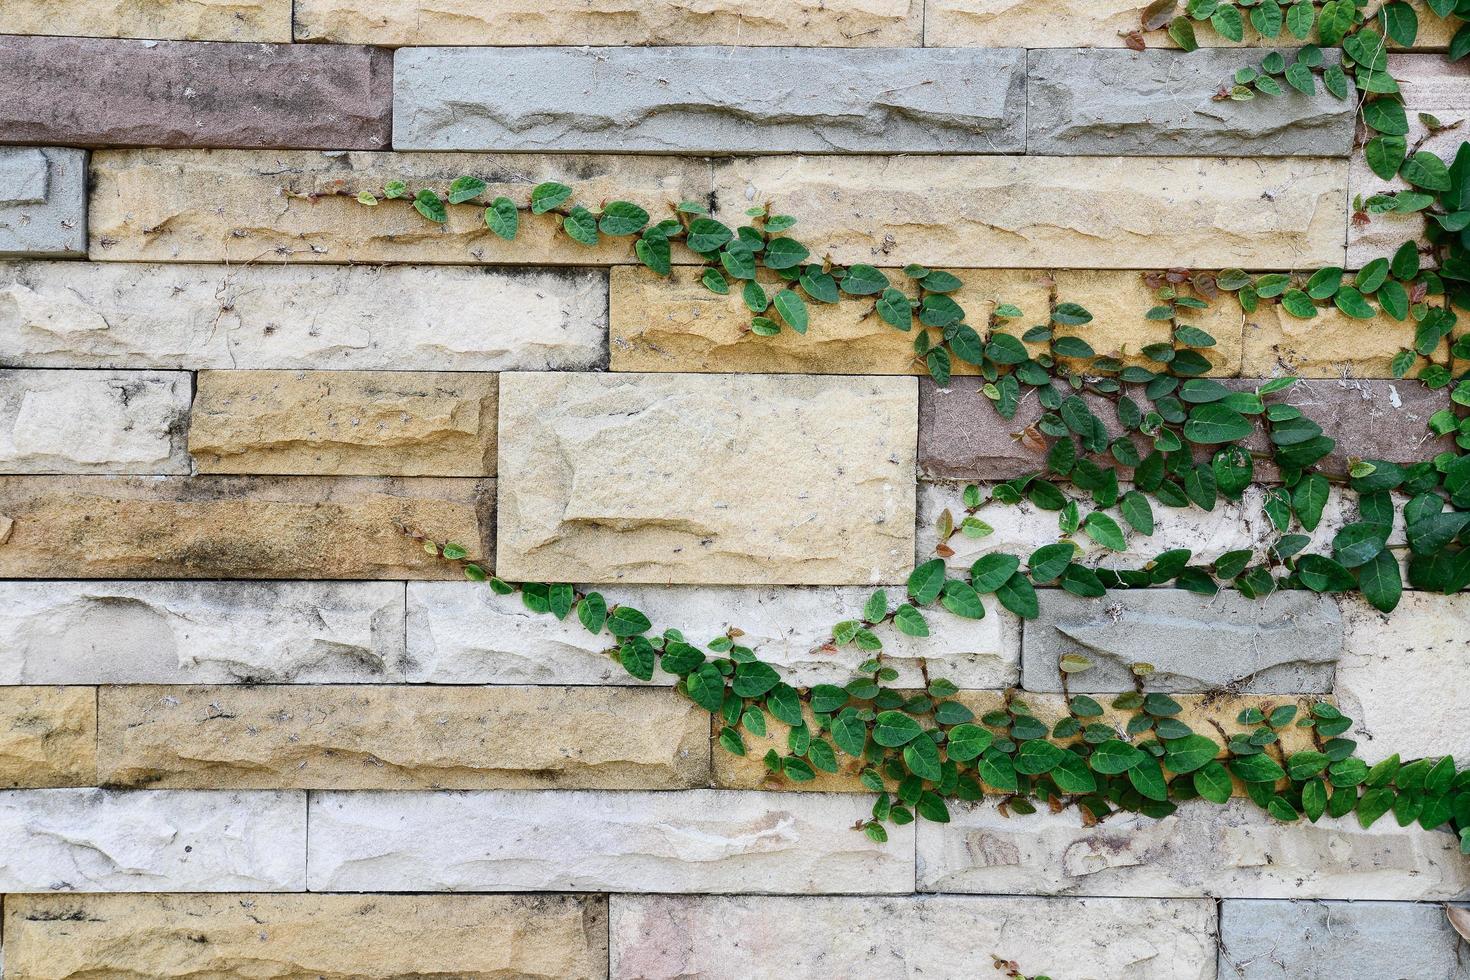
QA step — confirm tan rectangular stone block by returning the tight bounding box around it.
[0,686,96,788]
[2,0,291,41]
[0,475,491,579]
[294,0,921,45]
[496,372,917,585]
[714,155,1348,269]
[89,149,711,265]
[97,684,709,790]
[190,370,498,476]
[3,893,609,979]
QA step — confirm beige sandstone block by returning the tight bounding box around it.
[1242,284,1449,377]
[0,686,96,788]
[496,372,918,585]
[294,0,921,45]
[2,0,291,41]
[0,475,491,579]
[190,370,498,476]
[89,149,711,265]
[3,893,609,979]
[715,155,1348,269]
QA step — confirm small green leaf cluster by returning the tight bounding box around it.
[1222,46,1346,100]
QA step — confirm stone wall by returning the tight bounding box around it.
[1,5,1469,978]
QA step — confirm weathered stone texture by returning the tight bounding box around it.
[89,149,710,265]
[610,266,1052,375]
[0,148,86,258]
[1242,288,1452,377]
[1338,593,1470,764]
[394,46,1026,153]
[917,799,1470,899]
[1220,899,1470,979]
[3,893,609,980]
[97,685,710,790]
[611,895,1217,980]
[1,370,191,475]
[0,788,305,891]
[307,789,914,893]
[1349,56,1469,269]
[496,373,917,585]
[189,370,497,476]
[1022,591,1342,693]
[0,687,96,789]
[1,0,292,41]
[0,261,608,371]
[407,582,1019,688]
[715,155,1348,269]
[0,475,491,579]
[295,0,922,46]
[0,37,391,150]
[1027,49,1354,156]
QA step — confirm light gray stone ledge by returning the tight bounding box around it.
[0,148,85,258]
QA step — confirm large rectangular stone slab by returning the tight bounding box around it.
[295,0,922,46]
[407,582,1019,688]
[3,893,609,980]
[0,37,391,150]
[0,261,607,371]
[394,47,1026,153]
[1,369,191,475]
[1027,49,1355,156]
[2,0,291,41]
[916,799,1470,899]
[1021,590,1342,693]
[189,370,498,476]
[0,788,306,892]
[0,687,96,789]
[97,685,710,790]
[713,155,1348,269]
[89,149,711,265]
[307,789,915,893]
[611,895,1217,980]
[496,373,917,585]
[0,475,491,579]
[0,148,86,258]
[1219,899,1470,979]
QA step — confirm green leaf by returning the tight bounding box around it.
[1165,734,1221,774]
[1363,99,1409,136]
[635,229,671,276]
[686,663,725,711]
[1183,404,1253,443]
[619,636,655,680]
[598,201,649,236]
[1194,761,1233,803]
[940,580,986,619]
[893,604,929,637]
[1210,3,1244,40]
[1230,753,1286,783]
[971,553,1021,593]
[484,197,519,240]
[947,724,995,762]
[873,710,924,748]
[876,288,913,331]
[413,189,447,223]
[529,181,573,214]
[763,237,810,270]
[1168,15,1199,50]
[1090,739,1146,775]
[863,589,888,623]
[772,289,808,335]
[840,264,890,296]
[732,660,780,698]
[447,175,487,205]
[607,606,652,637]
[995,572,1039,619]
[1402,150,1452,191]
[1082,512,1127,551]
[1051,302,1093,326]
[903,735,943,781]
[1028,541,1078,583]
[686,218,733,253]
[907,558,947,605]
[1357,549,1403,612]
[977,748,1019,792]
[1015,739,1064,775]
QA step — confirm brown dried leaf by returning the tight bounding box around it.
[1141,0,1178,30]
[935,542,956,558]
[1123,30,1147,50]
[1191,272,1220,299]
[1019,426,1049,455]
[1446,905,1470,943]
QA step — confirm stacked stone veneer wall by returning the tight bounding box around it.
[0,3,1468,977]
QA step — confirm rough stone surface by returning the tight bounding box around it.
[1242,288,1454,377]
[407,582,1019,688]
[1219,899,1470,979]
[189,370,498,476]
[1349,56,1469,269]
[0,581,406,684]
[97,685,710,790]
[1027,49,1355,156]
[295,0,922,46]
[611,895,1217,980]
[0,687,96,789]
[1,0,292,41]
[307,789,914,893]
[1,369,191,475]
[89,149,711,265]
[0,475,492,579]
[496,373,917,585]
[714,155,1348,269]
[1022,591,1342,693]
[917,799,1470,899]
[0,148,86,258]
[0,37,391,150]
[0,788,305,892]
[0,261,608,371]
[394,46,1026,153]
[1338,593,1470,764]
[3,893,609,980]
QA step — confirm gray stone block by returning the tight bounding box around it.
[393,46,1027,153]
[0,147,85,258]
[1219,900,1470,979]
[1027,49,1356,156]
[1022,590,1342,693]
